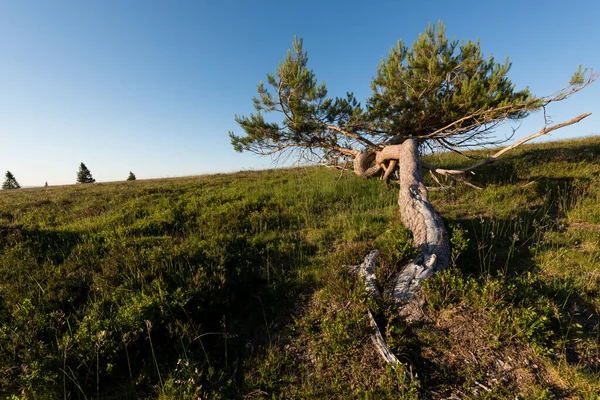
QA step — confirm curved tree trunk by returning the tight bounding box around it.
[350,138,451,362]
[393,138,450,321]
[353,150,382,178]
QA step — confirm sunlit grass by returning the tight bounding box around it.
[1,136,600,398]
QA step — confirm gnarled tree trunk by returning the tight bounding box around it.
[394,138,450,321]
[352,138,450,316]
[350,138,451,362]
[350,115,590,363]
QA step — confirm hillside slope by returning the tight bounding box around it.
[1,137,599,399]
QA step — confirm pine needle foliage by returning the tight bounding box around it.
[230,36,364,163]
[367,22,537,150]
[230,22,591,162]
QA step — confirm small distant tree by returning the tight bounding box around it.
[44,182,48,187]
[127,171,136,181]
[2,171,21,190]
[76,163,95,184]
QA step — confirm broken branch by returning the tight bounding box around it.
[423,112,592,176]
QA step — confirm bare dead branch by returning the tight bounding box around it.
[382,159,398,184]
[521,176,546,188]
[458,179,482,191]
[428,169,451,190]
[348,251,401,365]
[423,112,592,175]
[422,104,522,139]
[420,71,596,151]
[336,160,351,182]
[325,124,378,148]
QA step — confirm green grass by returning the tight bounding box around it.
[1,136,600,398]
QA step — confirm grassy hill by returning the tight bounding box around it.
[1,137,599,399]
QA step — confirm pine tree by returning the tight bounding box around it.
[232,23,592,161]
[76,163,95,184]
[231,22,594,334]
[2,171,21,190]
[127,171,136,181]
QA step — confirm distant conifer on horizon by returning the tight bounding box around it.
[127,171,136,181]
[76,163,95,184]
[2,171,21,190]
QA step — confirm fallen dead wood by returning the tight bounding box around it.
[349,251,400,365]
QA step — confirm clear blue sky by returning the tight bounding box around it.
[1,0,599,186]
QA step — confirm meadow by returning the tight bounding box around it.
[1,136,599,399]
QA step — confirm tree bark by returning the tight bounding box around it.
[353,150,382,178]
[393,138,450,321]
[351,139,451,364]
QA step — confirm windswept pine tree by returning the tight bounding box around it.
[2,171,21,190]
[76,163,95,184]
[231,22,595,362]
[127,171,136,181]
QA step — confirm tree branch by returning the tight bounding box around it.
[420,71,596,149]
[325,124,377,148]
[382,159,398,184]
[353,150,382,178]
[423,112,592,175]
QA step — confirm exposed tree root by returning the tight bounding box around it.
[349,251,400,365]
